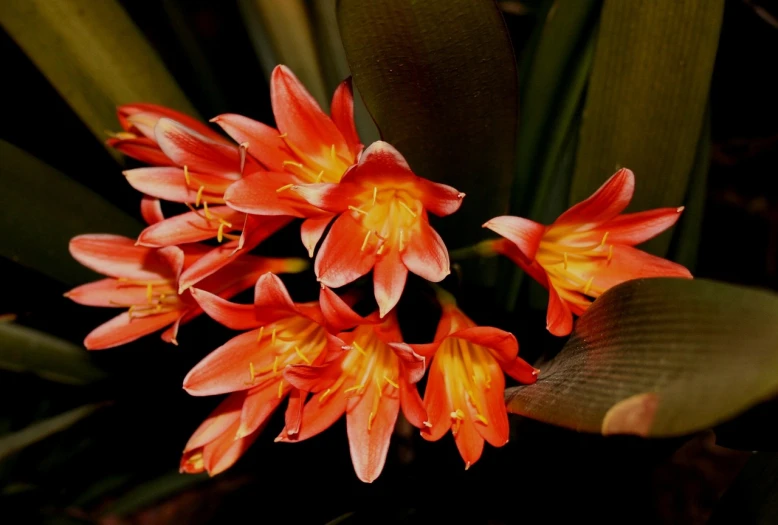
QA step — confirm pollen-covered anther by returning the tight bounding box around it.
[256,326,264,343]
[349,205,369,216]
[398,200,417,218]
[276,183,294,193]
[319,388,332,402]
[344,384,364,396]
[600,231,610,246]
[352,341,367,356]
[195,185,206,206]
[277,379,284,399]
[360,230,373,251]
[584,276,594,295]
[383,374,399,388]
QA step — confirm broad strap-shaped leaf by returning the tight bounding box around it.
[0,323,105,385]
[0,140,141,284]
[0,0,197,150]
[338,0,519,245]
[506,278,778,437]
[100,471,209,517]
[0,403,107,462]
[570,0,724,256]
[239,0,329,107]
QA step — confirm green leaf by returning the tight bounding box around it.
[0,140,141,285]
[709,451,778,524]
[239,0,329,108]
[668,109,711,272]
[337,0,519,245]
[511,0,601,215]
[100,471,209,517]
[0,0,198,151]
[506,278,778,437]
[0,403,107,462]
[0,323,105,385]
[570,0,724,256]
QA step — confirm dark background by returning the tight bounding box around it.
[1,1,776,523]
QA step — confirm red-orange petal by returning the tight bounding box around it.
[315,214,377,288]
[415,178,465,217]
[483,216,546,260]
[554,168,634,228]
[65,278,155,307]
[118,103,224,143]
[140,197,165,225]
[278,389,348,442]
[596,207,685,246]
[420,354,453,441]
[271,65,349,160]
[136,207,245,247]
[500,357,539,384]
[253,272,300,324]
[124,167,230,203]
[108,137,174,166]
[590,245,693,291]
[224,172,307,217]
[301,215,334,258]
[399,374,427,429]
[284,388,305,436]
[546,285,574,337]
[188,288,258,330]
[236,383,285,438]
[451,328,518,363]
[454,413,485,469]
[330,77,361,157]
[401,219,450,283]
[155,118,249,178]
[84,310,182,350]
[211,114,288,172]
[69,234,171,281]
[183,392,244,452]
[319,286,365,333]
[202,420,258,475]
[373,249,408,319]
[346,383,399,483]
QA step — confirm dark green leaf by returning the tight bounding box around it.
[506,278,778,437]
[0,403,107,462]
[101,471,209,517]
[0,0,198,151]
[570,0,724,256]
[0,323,105,385]
[0,140,141,284]
[709,451,778,525]
[338,0,519,245]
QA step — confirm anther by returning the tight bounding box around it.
[352,341,367,356]
[271,328,277,346]
[319,388,332,402]
[146,283,153,302]
[584,276,594,295]
[278,133,288,139]
[276,183,294,193]
[330,144,336,160]
[249,361,256,382]
[349,205,369,216]
[383,375,399,388]
[344,384,364,394]
[398,200,417,218]
[256,326,264,343]
[376,244,385,255]
[399,230,405,252]
[217,223,225,242]
[563,252,569,269]
[315,170,324,182]
[368,410,376,431]
[195,185,205,207]
[294,346,310,364]
[372,187,377,206]
[360,230,372,251]
[184,165,191,185]
[203,201,212,220]
[273,356,279,374]
[277,380,284,399]
[283,160,304,169]
[601,231,610,246]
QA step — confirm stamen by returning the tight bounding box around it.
[383,375,399,388]
[146,283,153,302]
[294,346,311,364]
[368,410,376,431]
[249,362,256,382]
[563,252,569,270]
[271,328,277,346]
[184,165,191,185]
[451,409,465,420]
[372,187,377,206]
[398,200,417,218]
[344,384,364,394]
[601,231,610,246]
[283,160,304,170]
[330,144,336,160]
[256,326,264,343]
[399,229,405,252]
[277,380,284,399]
[276,183,294,193]
[203,201,212,219]
[195,185,205,206]
[360,230,372,251]
[352,341,367,356]
[584,276,594,295]
[607,245,613,262]
[315,170,324,183]
[476,414,489,425]
[217,223,225,242]
[273,356,279,374]
[319,388,332,402]
[278,133,288,139]
[376,244,385,255]
[218,217,233,228]
[349,205,369,216]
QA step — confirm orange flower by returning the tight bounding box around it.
[180,274,365,474]
[217,65,363,257]
[65,234,304,349]
[106,103,227,166]
[278,309,426,483]
[484,168,693,336]
[395,293,538,468]
[290,141,465,316]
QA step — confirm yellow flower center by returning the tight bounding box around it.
[110,278,181,319]
[535,226,614,308]
[318,326,400,432]
[243,315,329,397]
[436,337,494,434]
[346,186,422,257]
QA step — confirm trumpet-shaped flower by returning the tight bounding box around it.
[65,235,305,349]
[289,141,464,317]
[181,273,364,473]
[278,310,426,483]
[484,168,692,336]
[394,293,538,468]
[217,65,363,257]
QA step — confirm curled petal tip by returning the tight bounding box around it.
[208,116,220,123]
[465,462,471,471]
[532,368,541,376]
[676,206,685,213]
[457,192,466,199]
[423,421,432,428]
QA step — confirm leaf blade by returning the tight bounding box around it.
[337,0,519,245]
[506,278,778,437]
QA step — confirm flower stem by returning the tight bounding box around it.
[449,240,500,261]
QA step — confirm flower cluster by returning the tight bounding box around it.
[67,65,691,482]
